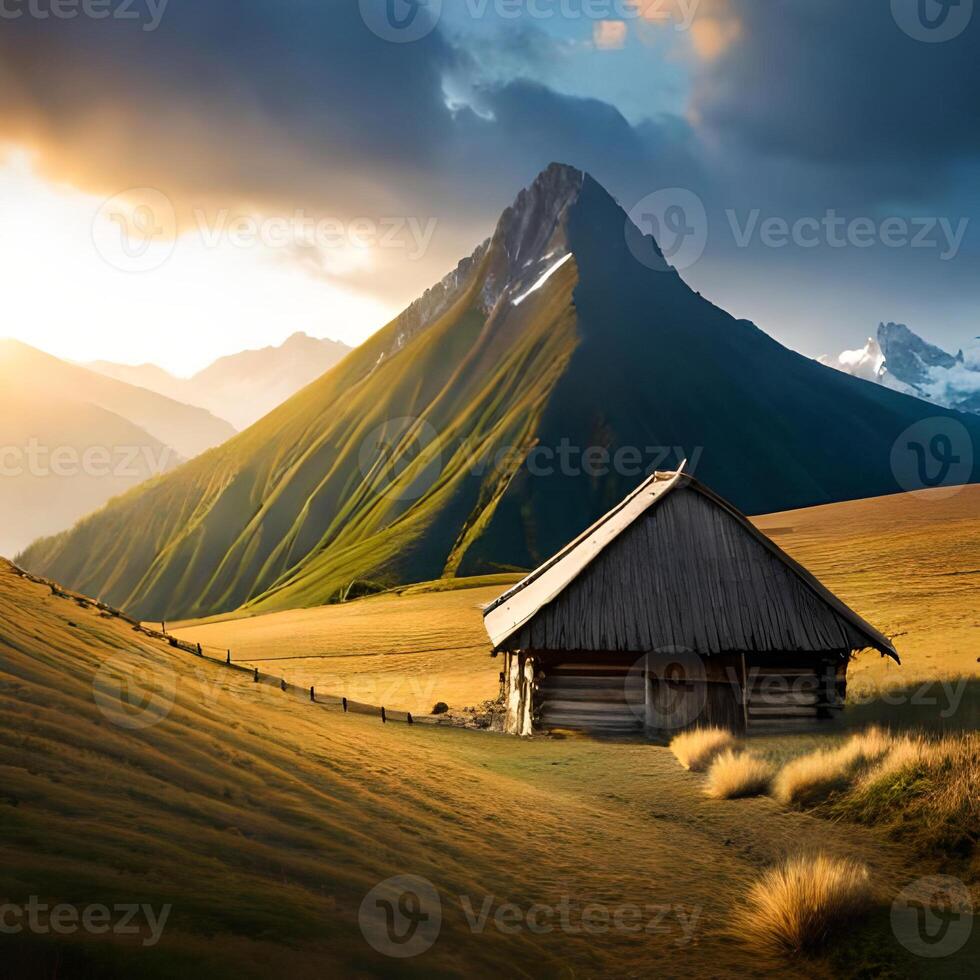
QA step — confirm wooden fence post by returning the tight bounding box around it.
[254,668,259,683]
[310,686,315,702]
[226,650,231,665]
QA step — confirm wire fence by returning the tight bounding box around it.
[11,562,467,730]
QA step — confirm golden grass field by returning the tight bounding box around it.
[4,556,969,979]
[753,485,980,690]
[3,486,979,977]
[172,486,980,716]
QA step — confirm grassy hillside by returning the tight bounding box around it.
[17,222,580,620]
[18,166,980,621]
[2,557,957,979]
[754,484,980,711]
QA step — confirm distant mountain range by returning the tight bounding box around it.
[0,340,234,556]
[89,332,352,430]
[819,323,980,415]
[18,164,980,621]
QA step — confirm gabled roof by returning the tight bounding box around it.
[482,465,899,661]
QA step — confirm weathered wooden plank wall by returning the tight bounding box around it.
[509,650,848,737]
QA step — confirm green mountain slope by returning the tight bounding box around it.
[18,164,980,620]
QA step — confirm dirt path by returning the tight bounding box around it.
[420,727,922,977]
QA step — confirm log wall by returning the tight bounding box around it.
[504,650,848,737]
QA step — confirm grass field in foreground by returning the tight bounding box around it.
[173,486,980,715]
[5,557,972,979]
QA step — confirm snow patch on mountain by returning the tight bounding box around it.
[512,253,573,306]
[482,163,583,313]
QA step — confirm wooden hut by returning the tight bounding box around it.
[483,466,899,737]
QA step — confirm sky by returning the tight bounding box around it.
[0,0,977,375]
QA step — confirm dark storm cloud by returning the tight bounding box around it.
[0,0,660,300]
[0,1,460,209]
[4,0,973,234]
[0,0,975,346]
[694,0,980,199]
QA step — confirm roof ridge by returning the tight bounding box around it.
[482,465,686,618]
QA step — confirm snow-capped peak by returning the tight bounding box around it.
[818,323,980,414]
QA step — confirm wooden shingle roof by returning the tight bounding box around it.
[483,465,899,661]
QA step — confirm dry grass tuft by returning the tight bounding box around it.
[669,727,736,772]
[771,728,979,866]
[705,750,775,799]
[733,854,872,955]
[773,727,891,808]
[835,731,980,860]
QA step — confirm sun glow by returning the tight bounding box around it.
[0,149,393,376]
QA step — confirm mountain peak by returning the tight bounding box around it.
[533,161,586,197]
[877,321,959,385]
[475,163,586,313]
[496,163,585,259]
